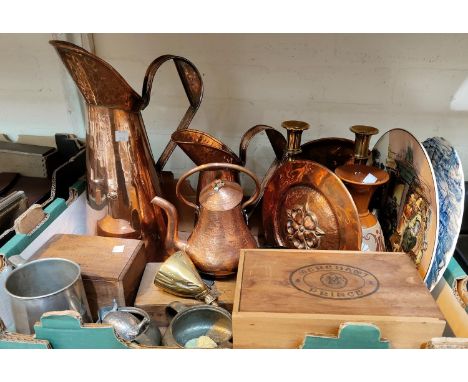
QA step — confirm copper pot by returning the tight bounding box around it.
[151,163,260,277]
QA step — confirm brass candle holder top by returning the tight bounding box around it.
[282,120,310,159]
[350,125,379,164]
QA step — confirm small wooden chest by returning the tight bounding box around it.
[135,263,236,327]
[32,234,146,320]
[233,249,446,349]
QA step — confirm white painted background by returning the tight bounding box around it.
[1,33,468,182]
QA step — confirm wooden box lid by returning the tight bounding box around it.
[32,234,144,281]
[234,249,444,320]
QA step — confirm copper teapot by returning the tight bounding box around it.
[151,163,260,277]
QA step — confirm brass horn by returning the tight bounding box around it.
[154,251,217,305]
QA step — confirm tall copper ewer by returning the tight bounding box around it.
[50,41,203,261]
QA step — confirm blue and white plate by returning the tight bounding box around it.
[423,137,465,290]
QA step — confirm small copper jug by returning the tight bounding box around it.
[151,163,260,277]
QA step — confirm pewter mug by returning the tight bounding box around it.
[162,302,232,348]
[5,258,91,334]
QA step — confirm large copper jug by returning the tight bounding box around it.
[151,163,260,277]
[50,41,203,261]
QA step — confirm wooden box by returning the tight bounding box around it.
[135,263,236,327]
[233,249,446,349]
[32,234,147,320]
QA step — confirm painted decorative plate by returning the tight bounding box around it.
[262,160,361,250]
[422,137,465,290]
[371,129,439,288]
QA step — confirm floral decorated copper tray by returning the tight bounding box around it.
[262,160,361,250]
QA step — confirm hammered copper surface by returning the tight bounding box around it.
[171,129,241,199]
[50,41,202,261]
[300,138,355,171]
[173,129,240,165]
[152,163,260,277]
[262,160,361,250]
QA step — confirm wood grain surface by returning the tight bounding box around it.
[237,249,443,318]
[32,234,146,319]
[135,262,236,326]
[233,249,446,348]
[32,234,144,279]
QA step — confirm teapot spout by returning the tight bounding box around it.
[151,196,188,253]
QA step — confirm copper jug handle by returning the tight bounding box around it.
[175,163,261,210]
[239,125,287,165]
[142,55,204,172]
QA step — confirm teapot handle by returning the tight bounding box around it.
[175,163,261,210]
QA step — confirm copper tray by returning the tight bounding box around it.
[262,160,361,250]
[300,137,355,171]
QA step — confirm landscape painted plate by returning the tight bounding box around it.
[372,129,439,289]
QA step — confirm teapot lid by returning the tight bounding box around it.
[199,179,243,211]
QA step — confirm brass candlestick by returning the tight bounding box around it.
[350,125,379,164]
[282,120,310,160]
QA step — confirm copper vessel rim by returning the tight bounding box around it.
[49,40,143,102]
[335,164,390,186]
[281,120,310,131]
[350,125,379,135]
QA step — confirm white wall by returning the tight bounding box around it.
[0,34,83,140]
[1,33,468,181]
